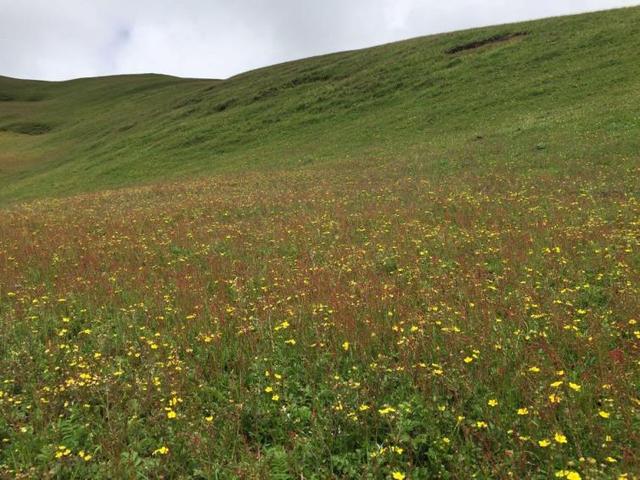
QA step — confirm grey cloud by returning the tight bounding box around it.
[0,0,638,80]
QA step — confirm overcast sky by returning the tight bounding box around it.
[1,0,638,81]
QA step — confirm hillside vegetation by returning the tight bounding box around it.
[1,7,639,203]
[0,6,639,480]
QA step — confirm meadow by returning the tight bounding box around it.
[1,5,640,480]
[1,156,639,478]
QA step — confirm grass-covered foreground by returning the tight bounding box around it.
[1,5,640,480]
[1,157,639,478]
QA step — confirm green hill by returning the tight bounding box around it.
[1,6,639,204]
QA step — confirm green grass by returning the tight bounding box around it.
[0,6,640,479]
[1,6,639,204]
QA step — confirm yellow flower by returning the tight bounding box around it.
[528,366,540,373]
[271,394,280,401]
[548,393,561,404]
[475,421,488,428]
[342,341,350,351]
[538,439,551,447]
[488,399,498,407]
[554,432,567,444]
[285,339,296,345]
[55,445,72,459]
[78,450,92,461]
[264,386,273,393]
[463,356,474,364]
[555,470,581,480]
[152,446,169,456]
[550,381,563,388]
[568,382,581,392]
[391,471,406,480]
[378,406,396,415]
[598,410,610,419]
[274,320,290,331]
[517,407,529,415]
[166,410,177,419]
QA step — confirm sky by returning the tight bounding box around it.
[1,0,638,81]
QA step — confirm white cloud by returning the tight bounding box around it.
[0,0,637,80]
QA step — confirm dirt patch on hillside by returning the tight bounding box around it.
[446,32,529,54]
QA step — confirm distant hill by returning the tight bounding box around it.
[1,6,639,203]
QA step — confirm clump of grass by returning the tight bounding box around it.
[0,122,52,135]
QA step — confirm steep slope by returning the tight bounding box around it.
[1,6,639,203]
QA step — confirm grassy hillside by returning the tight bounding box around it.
[1,7,639,203]
[1,6,640,480]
